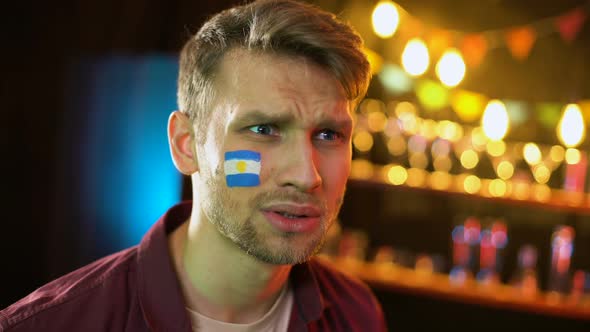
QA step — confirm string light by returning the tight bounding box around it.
[436,48,466,87]
[341,4,590,216]
[402,38,429,76]
[482,100,509,141]
[523,143,542,166]
[557,104,585,148]
[372,1,400,39]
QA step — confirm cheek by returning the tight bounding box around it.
[320,155,350,190]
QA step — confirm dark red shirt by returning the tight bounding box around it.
[1,201,387,331]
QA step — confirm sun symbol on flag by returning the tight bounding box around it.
[236,161,247,173]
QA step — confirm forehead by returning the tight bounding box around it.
[212,48,351,124]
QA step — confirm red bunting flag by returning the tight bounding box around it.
[505,26,537,60]
[555,7,587,43]
[460,34,488,68]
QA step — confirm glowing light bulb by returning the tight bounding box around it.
[557,104,585,148]
[372,1,400,39]
[402,38,429,76]
[436,48,466,87]
[523,143,542,166]
[482,100,509,141]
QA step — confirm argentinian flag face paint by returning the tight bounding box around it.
[224,150,261,187]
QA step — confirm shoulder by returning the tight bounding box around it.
[0,247,138,331]
[308,257,386,328]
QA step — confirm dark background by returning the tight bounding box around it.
[3,0,590,327]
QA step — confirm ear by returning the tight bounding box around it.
[168,111,199,175]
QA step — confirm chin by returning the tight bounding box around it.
[250,233,326,265]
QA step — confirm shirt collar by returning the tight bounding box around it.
[136,200,329,330]
[289,258,330,324]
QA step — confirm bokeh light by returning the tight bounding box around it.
[489,179,507,197]
[523,142,542,166]
[532,184,551,202]
[431,138,451,157]
[402,38,430,76]
[557,104,585,148]
[435,48,466,87]
[408,135,428,153]
[532,164,551,184]
[482,100,509,141]
[451,90,487,123]
[463,175,482,194]
[496,160,515,180]
[470,127,488,151]
[353,130,373,152]
[460,149,479,169]
[565,148,581,165]
[379,63,413,94]
[387,136,407,156]
[367,111,388,132]
[372,1,400,39]
[550,145,565,163]
[387,165,408,185]
[409,152,429,169]
[437,120,463,142]
[429,171,452,190]
[415,79,449,111]
[350,159,374,179]
[486,140,506,157]
[433,155,452,172]
[406,168,427,187]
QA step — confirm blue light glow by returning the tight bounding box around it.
[73,55,181,252]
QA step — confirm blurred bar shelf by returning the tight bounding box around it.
[348,169,590,216]
[320,255,590,321]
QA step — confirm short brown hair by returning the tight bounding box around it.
[178,0,370,130]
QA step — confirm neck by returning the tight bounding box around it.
[169,206,291,324]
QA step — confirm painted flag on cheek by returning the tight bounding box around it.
[224,150,261,187]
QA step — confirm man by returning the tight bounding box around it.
[1,0,386,330]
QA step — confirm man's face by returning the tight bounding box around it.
[195,48,352,265]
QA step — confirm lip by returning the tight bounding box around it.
[261,204,322,233]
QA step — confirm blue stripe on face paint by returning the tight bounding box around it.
[226,173,260,187]
[225,150,261,161]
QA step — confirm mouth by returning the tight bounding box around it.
[261,204,322,233]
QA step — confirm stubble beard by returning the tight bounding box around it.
[203,173,344,265]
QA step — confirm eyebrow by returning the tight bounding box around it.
[233,110,294,126]
[233,109,353,131]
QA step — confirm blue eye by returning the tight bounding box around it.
[248,124,279,136]
[316,129,343,141]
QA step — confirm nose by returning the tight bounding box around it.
[276,138,322,192]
